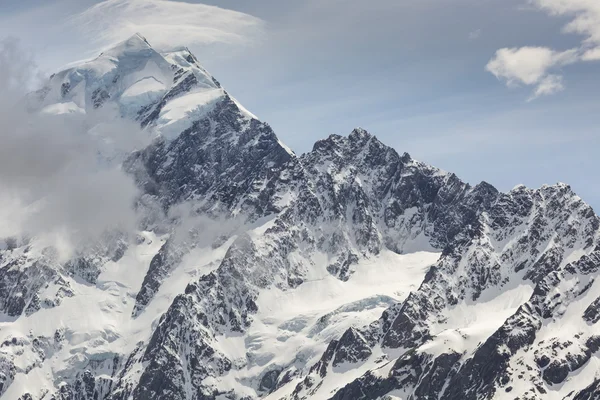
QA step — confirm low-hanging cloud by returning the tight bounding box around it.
[487,0,600,99]
[71,0,265,53]
[0,38,150,260]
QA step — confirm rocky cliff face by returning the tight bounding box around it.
[1,35,599,400]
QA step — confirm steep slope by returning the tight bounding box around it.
[1,34,295,399]
[321,184,600,400]
[1,35,599,400]
[35,34,229,136]
[116,130,486,400]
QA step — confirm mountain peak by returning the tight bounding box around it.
[349,127,372,140]
[36,35,264,142]
[102,33,153,58]
[124,32,150,47]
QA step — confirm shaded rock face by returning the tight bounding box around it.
[3,35,600,400]
[583,296,600,323]
[126,97,294,213]
[259,369,281,394]
[332,328,372,367]
[0,234,126,318]
[574,379,600,400]
[125,130,525,400]
[300,130,500,256]
[132,242,171,317]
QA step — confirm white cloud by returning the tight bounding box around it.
[488,0,600,98]
[486,46,577,98]
[530,0,600,45]
[0,38,149,260]
[582,47,600,61]
[71,0,265,52]
[486,47,576,85]
[530,74,564,99]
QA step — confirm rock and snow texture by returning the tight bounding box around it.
[2,35,600,400]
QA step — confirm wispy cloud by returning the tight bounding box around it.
[71,0,265,52]
[0,38,148,260]
[531,0,600,51]
[487,0,600,99]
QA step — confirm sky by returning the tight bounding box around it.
[0,0,599,209]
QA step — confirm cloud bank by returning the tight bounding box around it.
[0,38,148,260]
[71,0,265,53]
[487,0,600,99]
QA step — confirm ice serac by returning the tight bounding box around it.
[2,36,600,400]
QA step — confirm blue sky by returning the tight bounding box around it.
[1,0,599,209]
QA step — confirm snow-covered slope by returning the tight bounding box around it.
[2,35,600,400]
[34,34,253,140]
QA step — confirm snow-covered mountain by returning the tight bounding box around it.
[2,35,600,400]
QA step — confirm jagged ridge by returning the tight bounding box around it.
[1,36,599,400]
